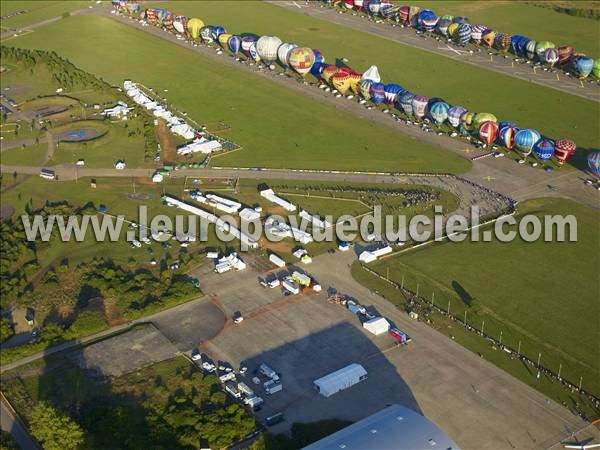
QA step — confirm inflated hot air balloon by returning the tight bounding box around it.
[525,39,537,59]
[228,35,242,55]
[515,37,531,57]
[156,8,169,24]
[256,36,283,64]
[511,35,526,56]
[332,72,353,94]
[362,65,381,83]
[514,129,541,156]
[587,151,600,177]
[452,16,469,24]
[499,121,517,130]
[436,18,452,36]
[412,95,429,118]
[288,47,315,76]
[479,121,499,146]
[369,0,381,15]
[593,59,600,78]
[557,45,573,65]
[461,111,477,132]
[535,41,555,61]
[448,105,467,128]
[499,125,518,150]
[173,16,188,34]
[218,33,232,49]
[355,0,364,11]
[144,8,159,24]
[418,10,438,32]
[163,12,175,32]
[313,49,325,65]
[399,91,415,116]
[574,56,594,78]
[494,32,511,51]
[381,4,400,19]
[447,23,459,39]
[310,62,326,77]
[398,5,410,24]
[322,65,339,84]
[343,0,354,9]
[241,36,257,57]
[533,139,555,161]
[473,112,497,128]
[249,42,260,62]
[349,72,363,95]
[544,48,559,67]
[384,84,404,106]
[187,18,205,40]
[199,25,213,43]
[456,23,472,45]
[482,29,496,48]
[471,25,486,44]
[277,43,298,67]
[429,101,450,125]
[370,83,386,104]
[553,139,576,165]
[211,26,226,41]
[360,79,373,100]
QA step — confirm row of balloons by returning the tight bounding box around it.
[324,0,600,79]
[114,3,600,176]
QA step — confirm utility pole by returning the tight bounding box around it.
[447,299,450,315]
[517,340,521,355]
[464,310,467,325]
[537,352,541,368]
[401,274,404,290]
[416,283,419,299]
[558,364,562,379]
[499,330,503,346]
[578,376,583,392]
[431,290,434,306]
[481,320,485,335]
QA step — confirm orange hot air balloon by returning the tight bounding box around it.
[349,72,363,95]
[322,65,339,84]
[331,72,352,95]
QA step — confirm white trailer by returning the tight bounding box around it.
[244,395,264,409]
[259,363,279,381]
[313,363,368,398]
[282,277,300,295]
[237,382,254,397]
[264,380,283,395]
[269,253,286,268]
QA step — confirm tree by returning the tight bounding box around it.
[0,317,14,344]
[29,402,84,450]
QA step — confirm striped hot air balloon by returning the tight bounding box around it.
[173,16,188,34]
[471,25,486,44]
[369,0,381,15]
[332,72,352,94]
[479,121,499,146]
[499,121,517,130]
[494,32,511,51]
[544,48,559,67]
[456,23,472,46]
[288,47,315,76]
[399,91,415,116]
[557,45,574,65]
[448,106,467,128]
[499,125,519,150]
[429,101,450,125]
[343,0,354,9]
[322,65,340,84]
[256,36,283,63]
[412,95,429,118]
[370,83,386,104]
[398,5,410,24]
[360,79,373,100]
[436,18,452,36]
[514,129,541,156]
[482,29,496,48]
[526,40,537,59]
[211,26,226,41]
[311,62,326,77]
[163,12,175,32]
[587,151,600,177]
[535,41,555,61]
[384,84,404,106]
[241,36,257,57]
[533,139,555,161]
[199,25,213,42]
[554,139,576,165]
[313,49,325,65]
[187,18,204,40]
[418,10,438,32]
[574,56,594,78]
[462,111,476,132]
[349,72,363,95]
[228,35,242,55]
[144,8,159,24]
[277,43,297,67]
[218,33,232,49]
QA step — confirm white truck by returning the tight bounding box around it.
[264,379,283,395]
[259,363,280,381]
[237,382,254,398]
[244,395,264,410]
[225,381,241,398]
[282,277,300,295]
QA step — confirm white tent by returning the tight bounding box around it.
[314,364,368,398]
[363,317,390,336]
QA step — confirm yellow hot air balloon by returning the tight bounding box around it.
[349,73,363,95]
[331,73,352,95]
[462,111,476,131]
[187,18,204,40]
[288,47,315,76]
[322,66,339,84]
[447,23,459,39]
[473,112,497,128]
[482,30,496,48]
[218,33,232,48]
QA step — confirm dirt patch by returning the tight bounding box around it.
[0,204,15,221]
[0,84,32,97]
[25,104,68,119]
[56,127,104,142]
[156,118,177,162]
[127,192,153,201]
[103,298,126,327]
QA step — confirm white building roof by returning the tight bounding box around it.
[299,210,332,229]
[260,188,296,212]
[363,317,390,335]
[313,363,367,398]
[239,208,261,222]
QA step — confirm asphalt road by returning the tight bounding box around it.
[268,0,600,102]
[0,397,38,450]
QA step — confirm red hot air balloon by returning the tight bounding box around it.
[554,139,577,165]
[479,121,499,146]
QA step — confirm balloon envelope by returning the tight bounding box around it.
[587,151,600,177]
[533,139,555,161]
[313,49,325,65]
[384,83,404,106]
[199,25,213,42]
[211,25,226,41]
[448,105,467,128]
[360,79,374,100]
[187,18,205,39]
[593,59,600,78]
[473,112,497,127]
[554,139,576,165]
[228,35,241,54]
[288,47,315,76]
[557,45,574,65]
[277,43,298,67]
[370,83,386,104]
[514,129,541,156]
[479,121,499,145]
[471,25,486,44]
[399,91,416,116]
[526,39,537,59]
[418,9,438,32]
[575,57,594,78]
[544,48,559,66]
[499,125,519,150]
[482,29,496,47]
[535,41,555,60]
[429,101,450,125]
[456,23,472,45]
[412,95,429,118]
[256,36,283,63]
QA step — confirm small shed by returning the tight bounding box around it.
[363,317,390,336]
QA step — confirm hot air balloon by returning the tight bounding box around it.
[471,25,486,44]
[343,0,354,9]
[511,35,526,56]
[587,151,600,177]
[187,18,205,40]
[288,47,315,76]
[322,65,340,84]
[557,45,573,65]
[313,49,325,65]
[144,8,159,24]
[429,101,450,125]
[499,121,517,130]
[515,37,532,58]
[277,43,298,67]
[369,0,381,15]
[211,26,226,41]
[535,41,555,60]
[514,129,541,156]
[370,83,386,104]
[111,0,120,10]
[479,121,499,146]
[448,105,467,128]
[482,29,496,48]
[494,32,511,51]
[349,72,363,95]
[593,59,600,78]
[381,4,400,19]
[418,10,438,32]
[574,56,594,78]
[554,139,576,165]
[256,36,283,64]
[525,39,537,59]
[544,48,559,67]
[440,15,454,21]
[310,62,326,77]
[228,35,242,55]
[362,65,381,83]
[398,5,410,24]
[452,16,469,24]
[218,33,232,49]
[241,36,257,57]
[384,84,404,106]
[332,72,353,94]
[533,139,555,161]
[399,91,415,116]
[436,18,452,36]
[360,79,373,100]
[249,42,260,62]
[355,0,364,11]
[199,25,213,43]
[499,125,518,150]
[173,16,188,34]
[447,23,459,39]
[163,12,175,32]
[473,112,497,128]
[412,95,429,118]
[456,23,472,45]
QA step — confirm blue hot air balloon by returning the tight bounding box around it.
[457,23,472,45]
[418,9,438,32]
[533,139,555,161]
[452,16,470,24]
[228,35,241,54]
[311,62,326,77]
[313,49,325,65]
[360,79,374,100]
[499,121,517,130]
[384,83,404,106]
[429,101,450,125]
[370,82,386,105]
[448,105,467,128]
[211,26,226,41]
[511,35,527,57]
[588,151,600,177]
[574,57,594,78]
[399,91,416,116]
[368,0,381,15]
[514,129,541,156]
[499,125,519,150]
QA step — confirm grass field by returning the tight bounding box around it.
[0,1,91,30]
[4,14,471,174]
[411,1,600,56]
[363,197,599,395]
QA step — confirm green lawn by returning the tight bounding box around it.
[4,14,471,174]
[365,197,600,395]
[411,1,600,56]
[0,1,91,30]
